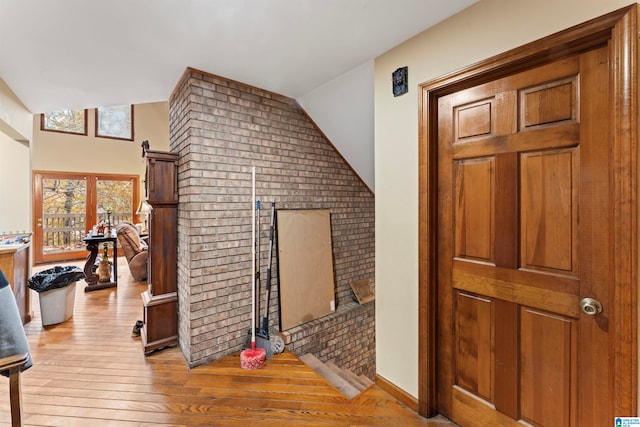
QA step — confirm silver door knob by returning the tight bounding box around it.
[580,297,603,316]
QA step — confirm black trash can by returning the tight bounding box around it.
[28,267,85,326]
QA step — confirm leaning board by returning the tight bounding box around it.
[277,209,335,331]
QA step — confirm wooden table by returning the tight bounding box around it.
[82,233,118,292]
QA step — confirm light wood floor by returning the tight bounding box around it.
[0,259,451,426]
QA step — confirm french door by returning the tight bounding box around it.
[33,171,139,264]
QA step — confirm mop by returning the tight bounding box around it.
[240,167,266,370]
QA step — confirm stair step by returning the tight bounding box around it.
[359,374,374,388]
[346,368,373,390]
[325,360,370,391]
[299,354,361,399]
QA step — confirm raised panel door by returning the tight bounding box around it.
[437,48,611,426]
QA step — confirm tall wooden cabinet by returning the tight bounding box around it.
[141,146,178,355]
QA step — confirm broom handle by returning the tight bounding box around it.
[251,167,256,349]
[255,199,260,328]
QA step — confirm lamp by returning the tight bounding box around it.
[136,200,151,232]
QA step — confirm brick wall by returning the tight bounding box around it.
[168,68,375,376]
[283,301,375,379]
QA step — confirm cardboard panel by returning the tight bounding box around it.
[277,209,335,331]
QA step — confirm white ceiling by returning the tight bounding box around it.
[0,0,477,188]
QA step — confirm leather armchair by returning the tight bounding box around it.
[115,222,148,281]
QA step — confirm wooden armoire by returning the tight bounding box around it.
[141,143,178,354]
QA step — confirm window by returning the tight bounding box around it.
[41,109,87,135]
[96,105,134,140]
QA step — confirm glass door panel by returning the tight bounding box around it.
[96,178,134,228]
[34,174,88,264]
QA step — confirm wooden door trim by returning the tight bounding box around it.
[418,5,637,417]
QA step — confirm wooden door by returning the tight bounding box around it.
[419,7,637,426]
[33,172,89,264]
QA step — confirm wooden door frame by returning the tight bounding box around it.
[418,5,637,418]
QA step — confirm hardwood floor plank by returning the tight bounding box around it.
[23,414,185,427]
[7,402,431,426]
[0,391,436,423]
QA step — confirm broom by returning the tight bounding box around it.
[240,167,266,370]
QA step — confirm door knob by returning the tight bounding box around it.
[580,297,603,316]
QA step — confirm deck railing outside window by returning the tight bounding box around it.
[42,212,131,254]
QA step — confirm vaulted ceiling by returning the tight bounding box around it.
[0,0,477,189]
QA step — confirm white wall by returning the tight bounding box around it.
[0,78,32,234]
[297,60,375,191]
[32,101,169,175]
[31,101,170,199]
[374,0,634,398]
[0,78,31,142]
[0,132,30,233]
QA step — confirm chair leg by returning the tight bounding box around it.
[9,366,23,427]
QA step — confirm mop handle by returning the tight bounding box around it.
[251,167,256,348]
